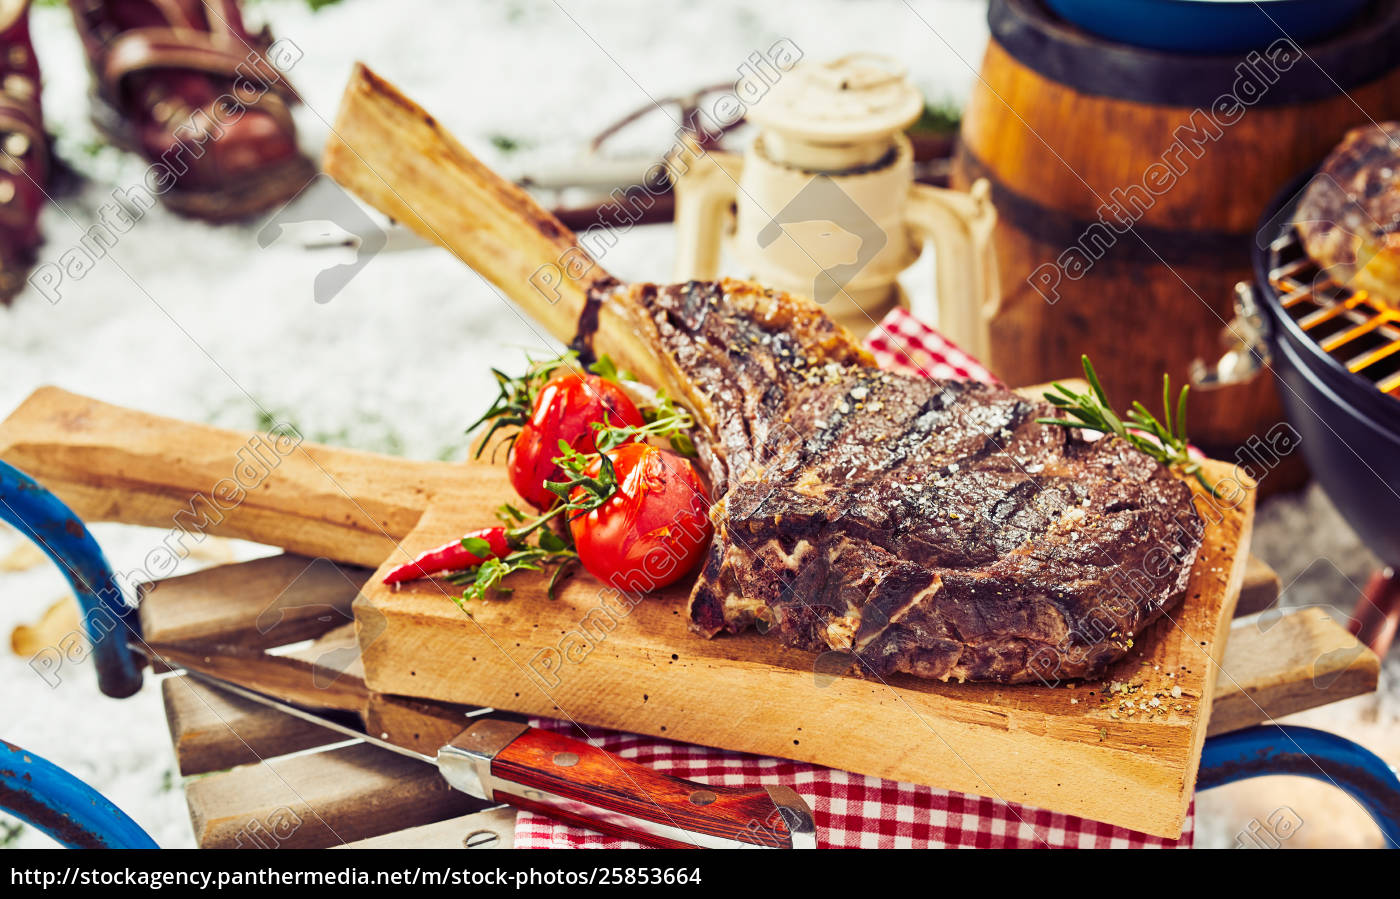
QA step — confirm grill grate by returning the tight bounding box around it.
[1268,229,1400,399]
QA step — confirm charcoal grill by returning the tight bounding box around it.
[1264,228,1400,404]
[1243,170,1400,654]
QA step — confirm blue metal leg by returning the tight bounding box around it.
[0,462,153,847]
[0,460,143,698]
[1,740,158,848]
[1201,725,1400,848]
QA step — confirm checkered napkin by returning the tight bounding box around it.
[514,307,1192,849]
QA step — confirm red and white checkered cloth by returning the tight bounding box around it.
[514,307,1193,849]
[864,307,999,384]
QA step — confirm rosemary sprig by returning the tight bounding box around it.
[466,352,632,459]
[1038,355,1219,497]
[467,352,576,459]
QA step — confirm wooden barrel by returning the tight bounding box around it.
[951,0,1400,456]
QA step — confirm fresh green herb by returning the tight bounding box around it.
[462,536,495,558]
[545,441,619,516]
[467,352,576,459]
[449,545,578,606]
[450,443,614,608]
[587,354,629,384]
[496,502,529,526]
[467,351,632,459]
[1038,355,1218,497]
[452,352,700,610]
[595,390,697,457]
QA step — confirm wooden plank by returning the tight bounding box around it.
[0,386,463,567]
[337,807,517,849]
[138,554,370,649]
[161,676,346,776]
[163,605,1365,847]
[161,618,485,775]
[1235,554,1281,618]
[1210,609,1379,736]
[158,610,481,778]
[185,741,487,848]
[282,622,366,685]
[356,460,1253,839]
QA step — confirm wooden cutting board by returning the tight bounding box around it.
[0,385,1252,838]
[359,464,1251,842]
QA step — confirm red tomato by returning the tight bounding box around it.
[508,371,645,510]
[569,443,713,594]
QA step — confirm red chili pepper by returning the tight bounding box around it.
[382,527,511,584]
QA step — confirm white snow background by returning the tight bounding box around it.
[0,0,1392,849]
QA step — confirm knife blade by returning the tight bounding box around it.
[138,644,815,849]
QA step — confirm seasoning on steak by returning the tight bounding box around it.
[606,278,1204,685]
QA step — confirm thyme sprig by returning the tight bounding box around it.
[445,508,581,608]
[545,442,619,517]
[452,353,699,612]
[1038,355,1218,497]
[446,446,609,610]
[595,390,697,457]
[448,543,579,609]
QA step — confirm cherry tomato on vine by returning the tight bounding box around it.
[508,371,644,510]
[568,442,712,594]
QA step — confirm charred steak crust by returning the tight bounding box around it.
[621,279,1204,685]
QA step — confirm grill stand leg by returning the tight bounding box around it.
[1350,568,1400,657]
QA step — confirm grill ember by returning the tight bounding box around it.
[1269,228,1400,400]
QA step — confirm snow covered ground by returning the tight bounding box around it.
[0,0,1391,850]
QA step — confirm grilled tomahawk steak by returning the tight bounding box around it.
[321,64,1206,685]
[607,278,1204,684]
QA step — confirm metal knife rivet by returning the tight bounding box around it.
[552,751,579,767]
[524,789,545,800]
[462,829,500,849]
[689,790,717,806]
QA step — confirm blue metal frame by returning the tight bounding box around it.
[0,741,157,849]
[1199,725,1400,848]
[2,460,1400,848]
[0,460,143,698]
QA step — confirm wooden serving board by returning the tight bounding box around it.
[0,386,1253,839]
[359,459,1251,841]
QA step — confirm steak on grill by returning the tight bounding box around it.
[611,278,1205,685]
[1296,121,1400,305]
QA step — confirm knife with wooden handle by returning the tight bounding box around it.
[139,644,815,849]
